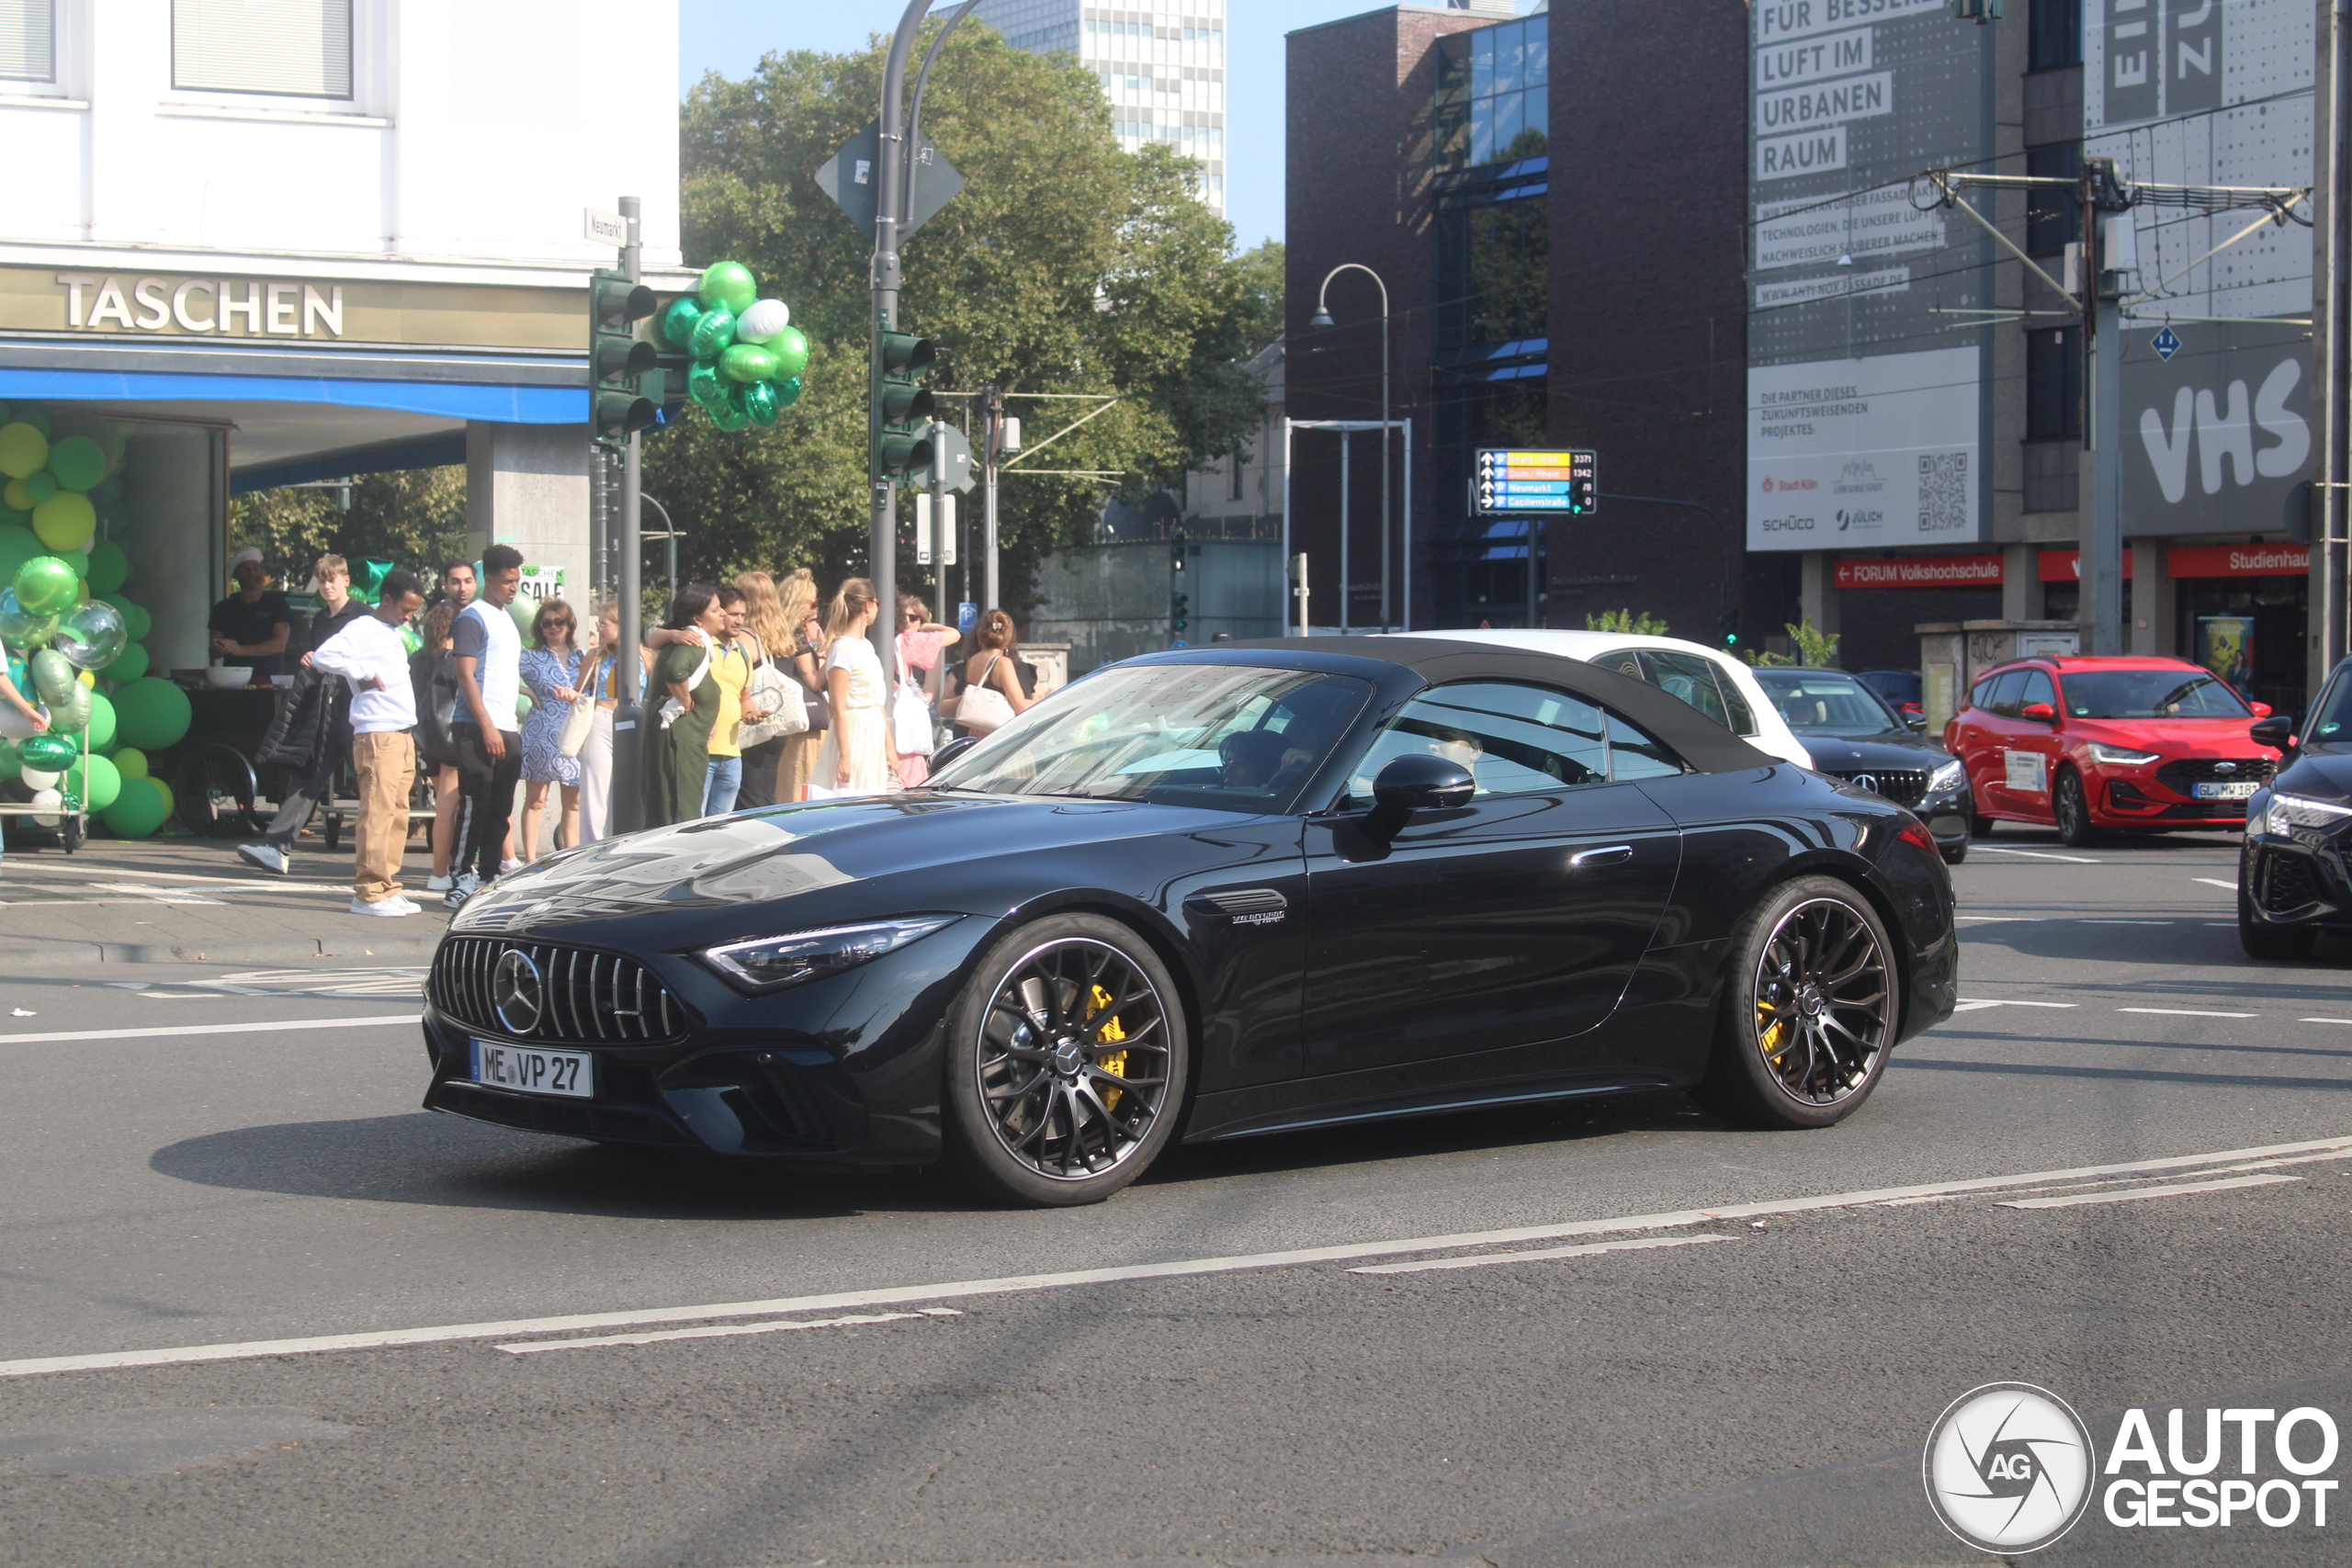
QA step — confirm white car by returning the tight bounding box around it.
[1397,629,1815,768]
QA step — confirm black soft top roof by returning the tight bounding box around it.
[1130,637,1781,775]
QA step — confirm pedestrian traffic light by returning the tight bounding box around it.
[1172,591,1190,635]
[876,328,937,479]
[1719,606,1741,649]
[590,269,658,448]
[1947,0,2002,19]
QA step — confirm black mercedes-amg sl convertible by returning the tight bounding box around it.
[423,637,1958,1205]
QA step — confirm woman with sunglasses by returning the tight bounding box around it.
[893,594,959,787]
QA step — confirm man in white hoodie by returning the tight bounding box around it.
[310,570,427,916]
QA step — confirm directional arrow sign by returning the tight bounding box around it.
[1475,448,1598,515]
[815,119,967,243]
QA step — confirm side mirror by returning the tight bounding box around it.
[1364,753,1475,839]
[929,735,979,773]
[2250,715,2297,752]
[2251,702,2274,717]
[2019,702,2056,723]
[1905,711,1928,733]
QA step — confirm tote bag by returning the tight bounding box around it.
[890,664,935,757]
[736,642,808,748]
[957,654,1016,736]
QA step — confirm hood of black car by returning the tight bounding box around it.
[1800,733,1954,773]
[2275,746,2352,804]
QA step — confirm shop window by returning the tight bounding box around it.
[2026,328,2081,441]
[174,0,354,100]
[1,0,53,83]
[2029,0,2083,71]
[2024,143,2081,258]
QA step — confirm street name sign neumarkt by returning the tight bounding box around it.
[1476,448,1598,515]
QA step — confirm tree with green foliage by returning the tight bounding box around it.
[230,467,469,585]
[1586,608,1669,636]
[648,23,1280,617]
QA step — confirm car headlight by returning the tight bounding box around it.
[1927,759,1965,794]
[2086,742,2161,767]
[2266,794,2352,835]
[701,916,961,993]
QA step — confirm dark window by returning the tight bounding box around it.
[2018,670,2058,712]
[2029,0,2084,71]
[2025,142,2081,257]
[1985,671,2029,717]
[1968,676,1999,712]
[2026,328,2082,441]
[1340,681,1678,806]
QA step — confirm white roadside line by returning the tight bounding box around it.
[497,1307,965,1356]
[2117,1007,2258,1019]
[1349,1235,1731,1276]
[1971,846,2104,863]
[2195,878,2240,892]
[2082,919,2172,925]
[1951,998,2079,1012]
[6,1131,2350,1380]
[0,1015,421,1045]
[1999,1173,2303,1211]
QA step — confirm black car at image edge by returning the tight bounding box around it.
[2240,660,2352,957]
[422,638,1961,1205]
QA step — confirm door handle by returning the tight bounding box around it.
[1567,843,1634,867]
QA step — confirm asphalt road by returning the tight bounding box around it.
[1,825,2347,1566]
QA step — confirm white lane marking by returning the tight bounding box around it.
[1955,915,2043,923]
[2082,919,2172,925]
[2195,878,2241,892]
[85,883,229,905]
[1951,998,2080,1012]
[9,1132,2352,1380]
[497,1307,964,1356]
[0,1015,420,1045]
[1971,846,2104,863]
[2116,1007,2257,1019]
[1999,1174,2303,1210]
[2301,1018,2352,1026]
[1348,1235,1732,1276]
[10,866,347,889]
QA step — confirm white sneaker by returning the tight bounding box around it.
[379,896,423,915]
[443,873,480,910]
[425,874,452,892]
[238,843,289,874]
[349,897,412,917]
[500,858,524,874]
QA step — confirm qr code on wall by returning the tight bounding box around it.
[1917,452,1969,533]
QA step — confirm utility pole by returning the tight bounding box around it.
[609,194,645,836]
[983,382,1002,612]
[2318,0,2350,690]
[2086,158,2132,657]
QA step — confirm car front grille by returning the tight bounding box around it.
[1826,769,1928,808]
[430,937,684,1043]
[2156,757,2274,795]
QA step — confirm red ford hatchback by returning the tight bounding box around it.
[1942,655,2280,846]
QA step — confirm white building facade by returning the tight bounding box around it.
[971,0,1226,213]
[0,0,681,671]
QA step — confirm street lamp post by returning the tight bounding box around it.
[1309,264,1392,630]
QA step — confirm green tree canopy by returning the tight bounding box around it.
[648,23,1279,617]
[230,467,469,589]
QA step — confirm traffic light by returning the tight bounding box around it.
[1719,605,1741,649]
[876,328,937,480]
[590,269,658,448]
[1171,536,1190,637]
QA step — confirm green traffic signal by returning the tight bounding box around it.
[590,270,659,448]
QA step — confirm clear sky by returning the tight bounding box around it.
[678,3,1538,252]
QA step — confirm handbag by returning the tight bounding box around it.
[957,654,1017,736]
[890,662,935,756]
[737,647,807,747]
[556,670,599,759]
[656,644,712,730]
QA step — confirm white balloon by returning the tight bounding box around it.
[735,298,791,344]
[18,767,59,790]
[28,786,61,826]
[0,703,40,739]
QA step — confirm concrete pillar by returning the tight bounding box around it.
[466,422,591,614]
[2132,540,2176,655]
[1797,550,1839,637]
[2001,544,2037,622]
[123,424,227,674]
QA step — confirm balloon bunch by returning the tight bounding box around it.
[654,262,811,432]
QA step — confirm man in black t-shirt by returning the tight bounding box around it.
[209,549,293,682]
[296,554,370,658]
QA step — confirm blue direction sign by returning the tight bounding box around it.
[1476,448,1597,515]
[2152,325,2182,361]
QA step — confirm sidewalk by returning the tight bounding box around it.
[0,830,453,970]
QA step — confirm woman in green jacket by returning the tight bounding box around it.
[641,583,731,828]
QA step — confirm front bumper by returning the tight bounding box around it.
[419,916,1000,1168]
[2086,758,2270,829]
[2241,811,2352,931]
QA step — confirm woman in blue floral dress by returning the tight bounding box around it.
[517,598,586,860]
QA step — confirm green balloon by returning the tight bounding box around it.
[696,260,758,315]
[741,379,781,427]
[506,595,537,637]
[85,538,127,593]
[24,470,56,502]
[47,682,91,734]
[100,639,147,682]
[102,775,166,839]
[0,738,16,782]
[28,649,75,703]
[111,675,190,750]
[658,296,706,351]
[18,731,74,770]
[765,325,811,381]
[720,343,778,384]
[71,752,120,812]
[0,589,56,649]
[0,423,46,479]
[689,308,738,362]
[113,746,148,780]
[45,435,104,491]
[0,504,27,529]
[772,376,804,410]
[687,363,728,410]
[709,388,752,432]
[15,555,78,615]
[11,405,50,438]
[62,547,85,581]
[81,690,116,751]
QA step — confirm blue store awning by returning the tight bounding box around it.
[0,367,583,423]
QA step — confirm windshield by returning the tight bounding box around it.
[2061,670,2252,719]
[1752,670,1904,736]
[927,663,1374,812]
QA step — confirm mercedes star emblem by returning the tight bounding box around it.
[493,948,545,1035]
[1852,774,1880,795]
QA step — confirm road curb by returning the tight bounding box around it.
[4,934,445,971]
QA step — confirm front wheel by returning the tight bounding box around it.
[1697,876,1896,1130]
[942,914,1189,1206]
[2053,767,2098,848]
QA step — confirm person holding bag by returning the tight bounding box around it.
[516,598,586,860]
[730,571,806,808]
[574,600,640,843]
[640,584,725,828]
[807,578,899,797]
[777,571,829,801]
[953,608,1033,739]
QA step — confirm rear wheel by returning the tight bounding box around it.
[1698,876,1895,1130]
[942,914,1189,1207]
[1969,805,1994,839]
[2239,886,2316,961]
[2053,767,2098,848]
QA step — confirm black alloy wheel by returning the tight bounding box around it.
[2053,766,2098,848]
[1698,875,1895,1130]
[943,913,1189,1206]
[2239,882,2316,961]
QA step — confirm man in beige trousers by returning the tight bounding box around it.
[309,570,428,916]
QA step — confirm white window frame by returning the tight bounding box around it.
[0,0,83,106]
[162,0,387,122]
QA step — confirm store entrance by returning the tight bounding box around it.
[2177,574,2307,718]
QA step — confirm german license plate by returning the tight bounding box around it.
[2195,781,2259,801]
[470,1040,593,1099]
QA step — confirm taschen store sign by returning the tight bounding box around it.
[0,266,584,353]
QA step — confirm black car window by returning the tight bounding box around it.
[2059,668,2252,718]
[1752,670,1903,736]
[1642,649,1736,730]
[1340,682,1679,807]
[2310,673,2352,742]
[1593,648,1649,684]
[1967,674,1999,712]
[2018,670,2057,712]
[1984,671,2028,717]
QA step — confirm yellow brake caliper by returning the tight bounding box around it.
[1087,984,1128,1112]
[1758,1000,1788,1066]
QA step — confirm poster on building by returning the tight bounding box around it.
[1747,0,1994,551]
[1747,346,1981,549]
[2087,0,2314,536]
[2197,614,2256,689]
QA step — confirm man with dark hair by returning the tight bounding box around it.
[311,570,427,915]
[438,559,476,610]
[447,544,526,908]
